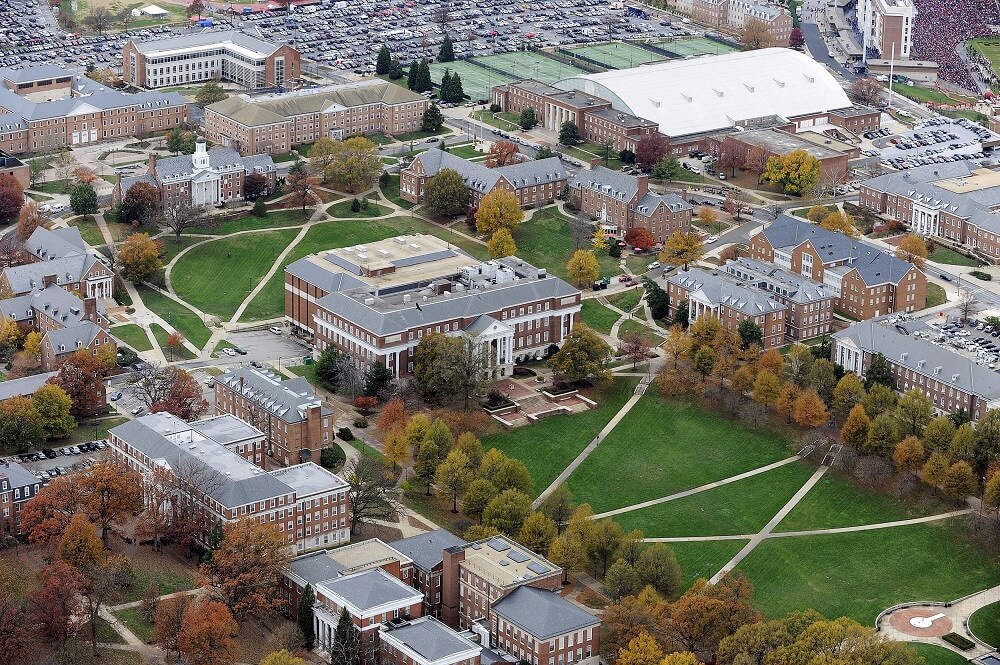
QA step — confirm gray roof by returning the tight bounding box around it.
[390,529,467,571]
[319,568,421,612]
[413,150,565,194]
[0,459,40,492]
[269,463,348,497]
[0,285,104,328]
[668,267,786,315]
[119,174,159,197]
[44,321,105,356]
[762,215,918,286]
[381,617,479,662]
[156,146,257,178]
[217,367,329,423]
[129,31,282,56]
[27,226,85,260]
[491,586,599,640]
[569,165,642,202]
[0,371,56,401]
[635,191,691,216]
[288,550,346,586]
[833,319,1000,399]
[2,253,103,296]
[722,257,834,304]
[0,84,186,122]
[285,258,367,293]
[0,64,72,84]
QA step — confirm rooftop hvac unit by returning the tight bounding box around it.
[495,267,515,284]
[377,249,391,257]
[481,261,499,279]
[403,294,412,303]
[364,297,376,305]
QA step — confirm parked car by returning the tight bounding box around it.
[269,326,283,335]
[130,406,144,415]
[706,235,719,244]
[233,347,248,355]
[110,391,122,401]
[647,261,660,271]
[223,347,237,357]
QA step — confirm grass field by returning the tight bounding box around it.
[668,540,749,588]
[515,208,620,282]
[607,288,643,313]
[568,42,663,69]
[893,84,974,106]
[114,607,155,644]
[580,300,620,335]
[158,236,206,265]
[613,460,815,536]
[68,216,106,247]
[971,38,1000,78]
[239,218,488,322]
[566,393,794,512]
[111,324,153,352]
[188,208,314,235]
[471,52,588,83]
[618,318,664,346]
[907,644,969,665]
[172,230,298,321]
[970,601,1000,647]
[429,59,514,101]
[380,174,414,209]
[655,36,738,56]
[930,244,982,267]
[739,519,1000,622]
[329,200,390,218]
[925,282,946,309]
[483,377,639,496]
[136,286,212,349]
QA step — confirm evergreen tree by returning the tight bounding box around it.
[387,58,404,79]
[439,33,455,62]
[421,103,444,132]
[449,73,464,102]
[440,69,453,102]
[376,45,392,75]
[407,61,419,90]
[330,608,360,665]
[864,352,893,390]
[297,584,315,649]
[417,59,433,92]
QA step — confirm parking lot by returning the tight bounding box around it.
[5,442,111,483]
[899,312,1000,373]
[877,117,1000,170]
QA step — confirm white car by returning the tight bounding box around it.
[270,326,283,335]
[647,261,660,271]
[706,235,719,244]
[49,203,66,214]
[223,347,237,357]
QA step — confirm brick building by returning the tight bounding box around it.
[390,529,468,619]
[708,128,850,189]
[0,150,28,189]
[568,166,693,243]
[400,150,566,208]
[108,412,350,552]
[666,267,788,349]
[0,459,41,537]
[727,0,794,44]
[832,317,1000,421]
[490,586,601,665]
[123,31,300,90]
[1,227,114,299]
[204,80,429,155]
[857,0,915,60]
[288,235,581,378]
[748,215,926,318]
[381,617,482,665]
[112,138,276,208]
[720,258,837,341]
[214,366,336,467]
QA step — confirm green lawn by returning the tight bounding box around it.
[329,200,391,218]
[667,540,749,589]
[172,230,298,321]
[239,218,487,321]
[450,145,483,159]
[26,192,54,202]
[580,300,620,335]
[68,216,106,247]
[907,644,969,665]
[515,208,620,281]
[136,286,213,349]
[63,417,129,448]
[151,324,196,361]
[970,601,1000,648]
[614,461,815,537]
[473,110,521,131]
[189,208,314,235]
[121,565,195,605]
[158,236,208,265]
[618,319,664,347]
[607,288,643,313]
[930,245,982,267]
[892,84,972,106]
[482,377,639,497]
[380,174,414,209]
[114,607,155,644]
[31,179,72,194]
[739,519,1000,622]
[111,324,153,352]
[288,363,317,385]
[566,392,795,512]
[394,127,453,142]
[775,471,946,532]
[925,282,946,309]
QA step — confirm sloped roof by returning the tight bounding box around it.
[129,31,281,56]
[555,48,852,138]
[413,150,565,194]
[390,529,467,571]
[26,226,85,260]
[319,568,421,613]
[285,258,368,293]
[0,371,56,401]
[43,320,104,355]
[2,253,102,295]
[668,267,786,315]
[0,459,40,491]
[0,284,104,328]
[0,64,71,84]
[381,617,480,662]
[569,165,642,202]
[217,367,328,423]
[491,586,598,640]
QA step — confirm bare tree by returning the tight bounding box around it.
[726,189,752,223]
[168,455,227,551]
[346,453,402,536]
[849,78,883,106]
[959,288,978,322]
[452,334,490,411]
[432,1,451,27]
[125,362,174,408]
[84,6,115,36]
[162,202,218,243]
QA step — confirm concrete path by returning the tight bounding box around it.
[709,465,828,584]
[591,456,802,519]
[879,582,1000,658]
[533,375,650,508]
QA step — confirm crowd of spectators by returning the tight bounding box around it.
[911,0,1000,92]
[968,45,1000,92]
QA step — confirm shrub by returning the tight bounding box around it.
[609,243,622,258]
[251,199,267,218]
[337,427,354,441]
[485,388,508,408]
[971,270,992,281]
[489,103,501,113]
[116,347,139,367]
[943,633,976,650]
[353,417,369,428]
[512,367,536,377]
[351,198,361,212]
[361,198,369,210]
[320,446,346,469]
[379,171,390,187]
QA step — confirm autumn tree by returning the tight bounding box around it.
[618,630,662,665]
[619,332,652,370]
[895,234,928,269]
[476,190,523,235]
[49,349,107,418]
[923,415,957,452]
[862,382,897,417]
[482,489,532,536]
[547,532,585,584]
[819,210,859,238]
[178,600,239,665]
[636,543,683,597]
[516,511,557,554]
[943,460,977,504]
[118,181,159,228]
[155,594,193,657]
[118,232,162,282]
[30,560,85,644]
[57,512,105,570]
[895,388,934,437]
[586,518,624,577]
[602,589,663,659]
[661,232,705,269]
[147,366,210,420]
[841,403,871,448]
[741,17,774,49]
[82,461,143,543]
[261,651,307,665]
[566,249,601,287]
[200,519,290,620]
[423,168,470,217]
[662,574,762,660]
[194,82,229,108]
[0,173,24,224]
[484,140,521,168]
[866,412,900,456]
[549,325,613,383]
[80,554,135,655]
[762,149,820,196]
[850,77,883,106]
[893,436,925,475]
[487,228,517,259]
[0,569,30,664]
[324,137,383,193]
[634,133,669,171]
[17,200,44,241]
[832,373,866,420]
[625,227,656,252]
[436,449,471,512]
[793,389,828,429]
[285,160,321,210]
[0,396,43,454]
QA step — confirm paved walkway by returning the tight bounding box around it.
[879,582,1000,658]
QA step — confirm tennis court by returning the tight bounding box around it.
[655,36,738,56]
[470,52,588,84]
[429,59,515,101]
[568,42,664,69]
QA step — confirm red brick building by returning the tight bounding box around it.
[0,459,41,537]
[390,529,468,619]
[491,586,601,665]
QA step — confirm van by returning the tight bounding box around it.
[701,155,714,164]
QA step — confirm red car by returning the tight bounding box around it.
[618,274,633,283]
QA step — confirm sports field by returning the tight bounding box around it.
[655,36,738,56]
[971,38,1000,78]
[471,52,588,84]
[568,42,664,69]
[429,60,514,102]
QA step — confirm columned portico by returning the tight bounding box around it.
[87,277,114,299]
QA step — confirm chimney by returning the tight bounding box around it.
[636,173,649,198]
[147,152,157,178]
[440,546,467,627]
[83,296,97,321]
[42,273,56,288]
[306,404,322,463]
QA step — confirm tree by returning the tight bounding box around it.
[604,559,640,602]
[163,201,217,242]
[376,44,392,74]
[517,511,558,554]
[194,82,228,108]
[663,325,692,369]
[178,600,239,665]
[923,415,957,452]
[652,154,681,180]
[922,450,950,492]
[118,232,162,282]
[959,287,979,323]
[789,26,805,48]
[493,458,532,495]
[620,333,651,370]
[549,325,613,383]
[662,232,705,269]
[894,436,925,474]
[642,277,669,321]
[285,161,320,210]
[895,388,934,437]
[200,519,290,620]
[476,190,523,234]
[0,396,43,454]
[79,461,142,544]
[865,412,900,456]
[244,172,270,200]
[983,472,1000,518]
[330,607,361,665]
[415,439,440,496]
[436,449,471,512]
[84,5,115,34]
[819,210,860,238]
[67,182,99,216]
[133,366,208,421]
[850,77,883,106]
[49,349,107,419]
[547,532,585,584]
[438,34,455,62]
[421,102,444,132]
[261,651,306,665]
[31,560,85,644]
[463,478,497,522]
[565,249,601,287]
[862,383,897,419]
[841,404,871,448]
[80,554,134,656]
[363,359,393,398]
[17,201,44,241]
[735,319,763,350]
[943,461,977,504]
[519,107,537,130]
[416,59,433,92]
[635,543,683,598]
[592,226,610,252]
[635,133,669,172]
[762,149,820,196]
[586,518,624,577]
[741,17,775,49]
[690,346,714,381]
[440,69,465,103]
[832,373,866,420]
[346,453,400,535]
[325,137,383,193]
[559,120,580,146]
[662,574,761,659]
[296,584,315,649]
[314,347,348,392]
[482,489,532,536]
[895,234,928,269]
[119,181,159,227]
[625,227,656,252]
[423,167,470,217]
[863,352,894,390]
[538,484,574,534]
[57,512,104,570]
[32,383,76,441]
[186,0,205,18]
[407,60,419,89]
[0,174,24,225]
[155,593,193,656]
[484,140,521,168]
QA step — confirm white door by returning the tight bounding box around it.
[71,132,79,145]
